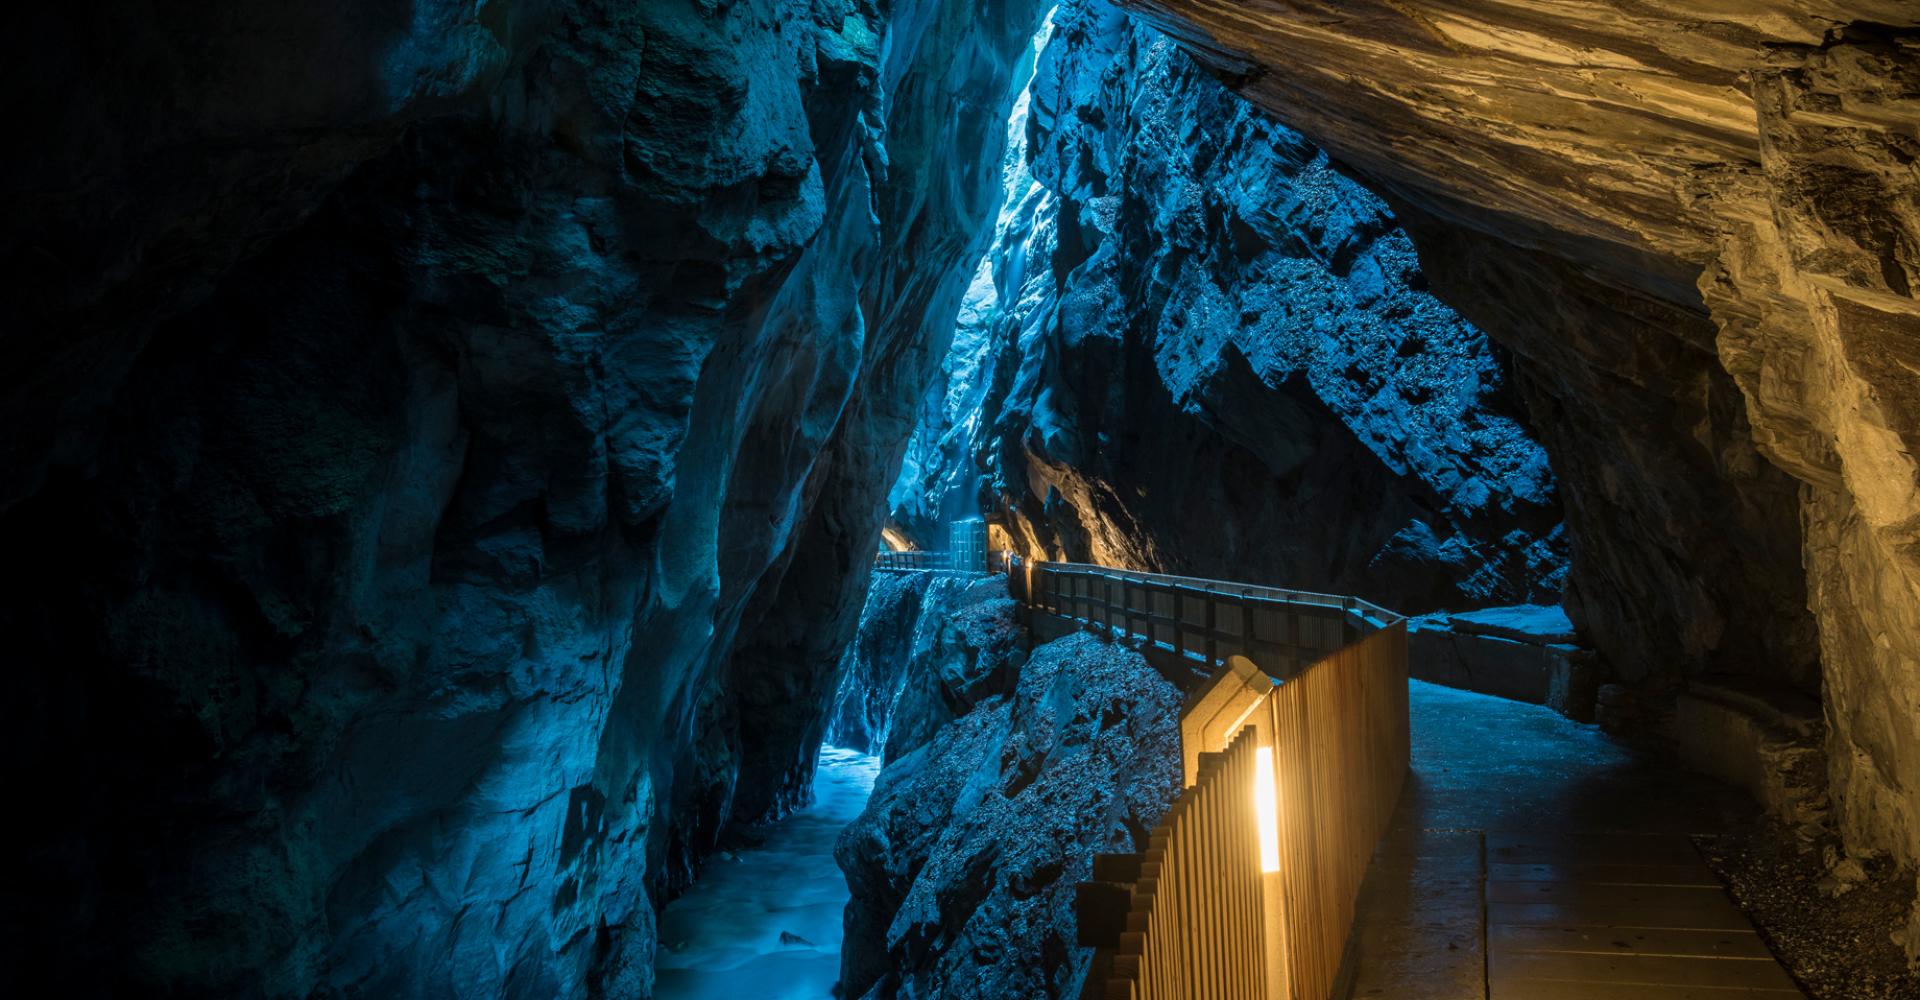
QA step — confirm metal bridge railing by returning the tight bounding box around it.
[1005,556,1401,684]
[873,549,956,572]
[872,546,1020,576]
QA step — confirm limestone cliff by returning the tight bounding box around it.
[838,626,1181,999]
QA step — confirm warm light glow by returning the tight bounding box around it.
[1254,745,1280,873]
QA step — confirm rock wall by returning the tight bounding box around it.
[0,0,1045,994]
[838,623,1182,999]
[893,1,1567,615]
[1111,0,1919,941]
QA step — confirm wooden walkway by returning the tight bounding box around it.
[1485,832,1801,998]
[1345,682,1804,1000]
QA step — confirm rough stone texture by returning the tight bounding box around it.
[0,0,1046,994]
[1703,823,1920,999]
[1110,0,1919,940]
[1673,678,1831,842]
[880,582,1033,766]
[837,630,1183,999]
[892,0,1567,615]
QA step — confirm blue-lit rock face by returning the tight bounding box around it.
[838,626,1181,999]
[826,572,953,755]
[893,0,1567,614]
[0,0,1043,995]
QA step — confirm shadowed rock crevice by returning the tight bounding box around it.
[1,0,1047,994]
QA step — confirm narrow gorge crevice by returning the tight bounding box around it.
[893,0,1568,616]
[3,0,1916,996]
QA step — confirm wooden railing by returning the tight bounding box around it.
[1026,557,1408,1000]
[1078,726,1272,1000]
[1256,622,1409,999]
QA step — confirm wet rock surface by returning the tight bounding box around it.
[827,573,949,755]
[837,629,1183,999]
[827,574,1028,761]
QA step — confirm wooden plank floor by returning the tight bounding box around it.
[1485,832,1803,999]
[1343,684,1806,1000]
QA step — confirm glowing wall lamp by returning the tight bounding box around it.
[1254,744,1280,873]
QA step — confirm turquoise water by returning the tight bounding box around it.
[653,746,880,999]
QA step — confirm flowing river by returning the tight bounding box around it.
[653,746,880,999]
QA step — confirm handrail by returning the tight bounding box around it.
[1004,554,1399,684]
[872,548,1015,575]
[873,550,955,572]
[1017,557,1403,627]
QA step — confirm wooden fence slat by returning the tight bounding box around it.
[997,556,1406,1000]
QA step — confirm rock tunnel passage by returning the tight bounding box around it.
[1012,555,1844,999]
[8,0,1918,995]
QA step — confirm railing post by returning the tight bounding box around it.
[1242,593,1256,669]
[1126,580,1139,642]
[1204,596,1217,666]
[1171,586,1182,655]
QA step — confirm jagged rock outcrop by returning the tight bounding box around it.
[1113,0,1919,950]
[880,579,1033,765]
[894,1,1567,614]
[825,573,1024,756]
[0,0,1046,994]
[837,626,1181,999]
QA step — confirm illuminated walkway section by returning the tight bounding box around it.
[1346,681,1803,999]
